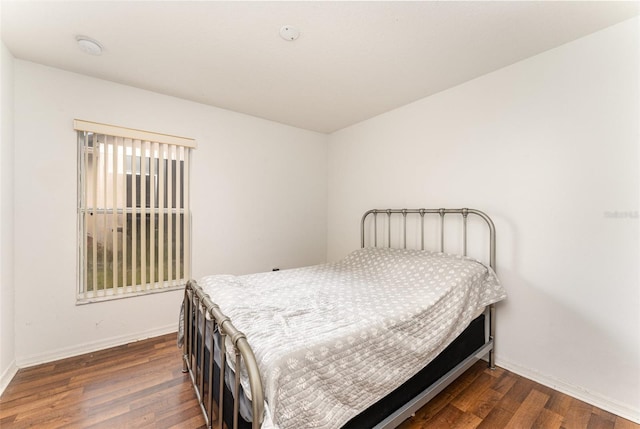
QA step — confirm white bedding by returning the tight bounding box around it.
[200,247,506,429]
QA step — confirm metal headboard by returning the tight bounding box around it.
[360,208,496,271]
[360,207,498,368]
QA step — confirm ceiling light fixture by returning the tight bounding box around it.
[279,25,300,41]
[76,36,103,56]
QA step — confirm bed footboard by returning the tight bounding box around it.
[182,280,264,429]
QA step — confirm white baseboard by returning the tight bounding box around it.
[497,357,640,424]
[16,324,178,369]
[0,360,18,397]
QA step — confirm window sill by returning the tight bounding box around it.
[76,283,185,305]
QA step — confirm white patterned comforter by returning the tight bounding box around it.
[199,247,506,429]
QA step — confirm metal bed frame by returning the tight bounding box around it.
[181,208,497,429]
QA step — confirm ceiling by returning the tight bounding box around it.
[2,1,639,134]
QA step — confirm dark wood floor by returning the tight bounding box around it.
[0,334,637,429]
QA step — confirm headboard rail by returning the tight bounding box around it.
[360,208,496,271]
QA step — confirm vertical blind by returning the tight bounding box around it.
[75,120,195,302]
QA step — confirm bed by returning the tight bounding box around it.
[180,208,506,429]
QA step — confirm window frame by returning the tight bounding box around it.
[75,120,195,304]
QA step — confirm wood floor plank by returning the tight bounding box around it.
[443,362,486,398]
[468,387,504,419]
[452,411,483,429]
[594,408,619,423]
[451,372,494,412]
[475,406,514,429]
[587,413,616,429]
[166,413,207,429]
[491,368,518,396]
[532,407,564,429]
[504,389,550,429]
[503,377,539,412]
[424,404,465,429]
[546,389,574,417]
[615,417,640,429]
[562,397,597,429]
[1,334,638,429]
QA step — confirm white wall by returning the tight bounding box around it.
[0,42,17,395]
[13,61,327,366]
[327,18,639,421]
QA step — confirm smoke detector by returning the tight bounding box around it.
[76,36,103,56]
[279,25,300,41]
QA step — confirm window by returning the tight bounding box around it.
[75,120,195,303]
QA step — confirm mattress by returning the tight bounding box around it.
[196,247,506,429]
